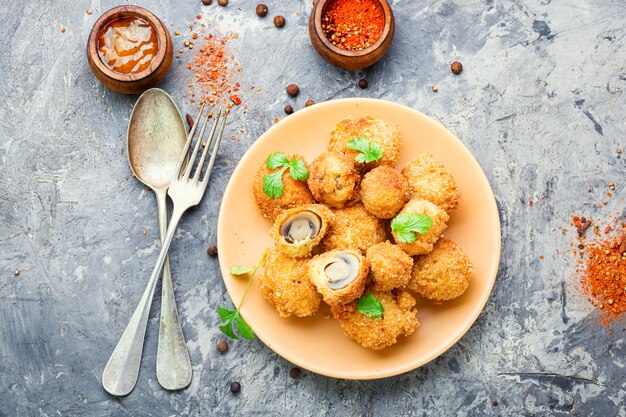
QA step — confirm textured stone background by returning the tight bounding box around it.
[1,0,625,416]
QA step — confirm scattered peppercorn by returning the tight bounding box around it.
[230,382,241,393]
[14,269,20,276]
[431,85,439,92]
[451,61,463,74]
[305,99,315,107]
[286,84,299,97]
[207,245,218,257]
[358,79,369,89]
[256,4,268,17]
[284,104,294,115]
[217,340,229,353]
[202,0,212,4]
[60,27,66,33]
[218,0,228,6]
[289,367,301,378]
[492,400,499,407]
[274,15,286,28]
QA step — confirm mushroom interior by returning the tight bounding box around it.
[324,253,360,289]
[279,211,322,244]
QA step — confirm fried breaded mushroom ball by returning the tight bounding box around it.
[259,246,322,318]
[328,116,401,171]
[331,289,419,350]
[307,152,359,208]
[366,241,413,291]
[308,249,369,306]
[401,154,461,214]
[360,166,410,219]
[271,204,334,258]
[321,203,386,253]
[253,154,314,221]
[408,238,473,302]
[391,198,449,256]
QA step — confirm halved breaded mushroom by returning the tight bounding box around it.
[401,154,461,215]
[391,198,449,256]
[321,203,387,254]
[259,246,322,318]
[328,116,401,172]
[366,241,413,291]
[307,152,359,208]
[408,238,473,302]
[307,249,369,306]
[331,289,419,350]
[270,204,334,258]
[360,166,410,219]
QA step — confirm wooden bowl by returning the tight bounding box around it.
[86,6,173,95]
[308,0,395,70]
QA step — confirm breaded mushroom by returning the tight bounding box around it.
[391,198,449,256]
[253,153,314,221]
[321,203,387,253]
[307,152,360,208]
[308,249,369,306]
[360,166,410,219]
[331,289,419,350]
[271,204,334,258]
[259,246,322,318]
[401,154,461,214]
[328,116,401,171]
[366,241,413,291]
[408,238,473,302]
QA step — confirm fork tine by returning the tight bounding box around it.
[192,109,223,183]
[182,107,211,180]
[200,109,228,189]
[172,104,205,182]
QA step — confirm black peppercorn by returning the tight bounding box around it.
[274,15,286,28]
[256,4,268,17]
[289,367,301,378]
[358,79,368,89]
[201,0,212,5]
[451,61,463,74]
[284,104,294,115]
[207,245,218,257]
[230,382,241,393]
[286,84,299,97]
[217,340,229,353]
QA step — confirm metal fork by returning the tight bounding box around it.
[102,105,228,397]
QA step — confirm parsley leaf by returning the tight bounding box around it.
[235,315,255,340]
[346,136,384,163]
[266,152,290,170]
[217,306,237,322]
[230,265,254,275]
[357,294,384,319]
[391,213,433,243]
[262,153,309,199]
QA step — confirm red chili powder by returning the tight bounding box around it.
[321,0,384,51]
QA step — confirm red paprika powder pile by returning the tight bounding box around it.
[321,0,384,51]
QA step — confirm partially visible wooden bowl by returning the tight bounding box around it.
[308,0,394,70]
[86,6,173,95]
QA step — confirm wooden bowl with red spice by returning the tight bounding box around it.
[309,0,395,70]
[87,6,173,94]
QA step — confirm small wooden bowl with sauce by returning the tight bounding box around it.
[87,6,173,94]
[309,0,395,70]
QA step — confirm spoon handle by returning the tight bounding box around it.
[102,207,184,397]
[155,191,192,390]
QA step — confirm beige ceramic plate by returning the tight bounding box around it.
[217,98,500,379]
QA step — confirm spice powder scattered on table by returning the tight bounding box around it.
[321,0,384,51]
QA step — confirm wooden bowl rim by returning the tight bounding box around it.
[312,0,393,58]
[87,6,169,83]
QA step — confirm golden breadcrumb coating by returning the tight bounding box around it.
[270,204,334,258]
[253,154,314,222]
[366,241,413,291]
[328,116,401,171]
[331,289,419,350]
[392,198,449,256]
[321,203,387,253]
[401,154,461,214]
[307,152,360,208]
[259,246,321,318]
[360,166,410,219]
[408,238,473,302]
[307,249,369,306]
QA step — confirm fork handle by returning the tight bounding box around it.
[155,191,191,390]
[102,206,185,397]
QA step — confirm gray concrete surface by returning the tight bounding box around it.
[1,0,625,416]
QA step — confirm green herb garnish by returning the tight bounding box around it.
[217,249,269,340]
[357,294,384,318]
[391,213,433,243]
[262,152,309,198]
[346,136,384,163]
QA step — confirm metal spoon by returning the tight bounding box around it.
[102,88,191,396]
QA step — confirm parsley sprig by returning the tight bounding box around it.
[346,136,384,163]
[217,249,269,340]
[357,294,384,318]
[262,152,309,198]
[391,213,433,243]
